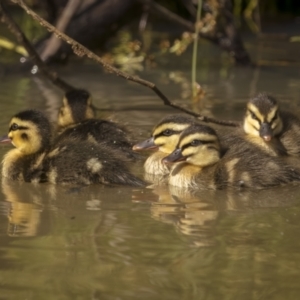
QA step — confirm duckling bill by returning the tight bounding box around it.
[132,137,158,151]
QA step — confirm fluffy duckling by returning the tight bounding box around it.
[132,114,195,176]
[163,123,300,189]
[57,89,95,128]
[1,110,145,187]
[56,89,138,161]
[0,110,51,182]
[242,93,300,156]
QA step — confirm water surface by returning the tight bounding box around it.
[0,33,300,299]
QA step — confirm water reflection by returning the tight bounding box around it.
[0,33,300,299]
[1,179,43,237]
[150,185,300,249]
[0,179,300,299]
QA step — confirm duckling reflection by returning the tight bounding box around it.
[1,179,43,237]
[242,93,300,156]
[133,114,195,181]
[164,123,300,189]
[150,186,219,247]
[150,184,300,248]
[56,89,139,161]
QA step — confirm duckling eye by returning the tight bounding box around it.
[190,140,201,146]
[249,110,259,122]
[10,123,19,131]
[162,129,173,136]
[270,112,278,124]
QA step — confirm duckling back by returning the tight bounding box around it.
[215,144,300,189]
[43,141,145,187]
[278,111,300,156]
[55,119,139,161]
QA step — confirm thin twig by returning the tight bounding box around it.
[40,0,81,61]
[9,0,240,127]
[191,0,202,98]
[0,1,74,92]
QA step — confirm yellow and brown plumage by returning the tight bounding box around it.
[242,93,300,156]
[57,89,95,128]
[42,140,145,186]
[56,89,139,161]
[133,114,196,176]
[0,109,145,187]
[1,110,51,182]
[163,123,300,190]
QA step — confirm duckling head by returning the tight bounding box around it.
[58,89,95,127]
[243,93,283,142]
[163,124,221,168]
[132,114,195,154]
[1,110,51,155]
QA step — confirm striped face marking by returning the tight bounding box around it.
[8,118,42,155]
[177,132,220,167]
[152,122,191,153]
[244,103,283,139]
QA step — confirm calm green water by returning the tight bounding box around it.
[0,35,300,299]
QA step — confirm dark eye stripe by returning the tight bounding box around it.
[249,110,261,124]
[181,140,213,151]
[9,125,28,131]
[270,113,278,124]
[155,130,182,138]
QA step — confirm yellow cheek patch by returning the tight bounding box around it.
[85,106,95,119]
[182,146,197,157]
[243,114,260,136]
[8,118,42,155]
[57,104,74,127]
[155,135,181,153]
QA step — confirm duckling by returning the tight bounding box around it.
[56,89,139,161]
[132,114,195,176]
[242,93,300,156]
[163,123,300,189]
[0,110,51,182]
[57,89,95,128]
[0,110,145,187]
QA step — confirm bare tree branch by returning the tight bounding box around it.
[8,0,239,127]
